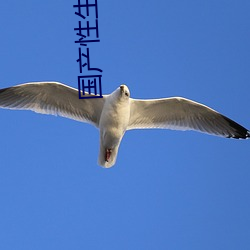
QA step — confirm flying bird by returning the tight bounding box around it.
[0,82,249,168]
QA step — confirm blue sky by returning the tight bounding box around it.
[0,0,249,249]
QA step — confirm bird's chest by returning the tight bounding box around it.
[99,101,130,138]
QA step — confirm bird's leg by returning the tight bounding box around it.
[105,149,112,162]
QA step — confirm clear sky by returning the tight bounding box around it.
[0,1,249,249]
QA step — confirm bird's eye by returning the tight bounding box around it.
[125,92,129,97]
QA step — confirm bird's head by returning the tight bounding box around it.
[119,84,130,98]
[110,84,130,103]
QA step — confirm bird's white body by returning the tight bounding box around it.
[98,86,131,167]
[0,82,249,168]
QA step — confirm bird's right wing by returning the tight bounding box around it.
[0,82,106,127]
[128,97,249,139]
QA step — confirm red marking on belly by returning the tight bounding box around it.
[105,149,112,162]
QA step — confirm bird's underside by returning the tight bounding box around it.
[0,82,249,168]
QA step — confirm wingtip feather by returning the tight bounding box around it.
[222,115,250,139]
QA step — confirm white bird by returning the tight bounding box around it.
[0,82,249,168]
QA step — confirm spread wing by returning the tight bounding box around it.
[0,81,106,127]
[128,97,249,139]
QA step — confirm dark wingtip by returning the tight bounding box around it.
[247,131,250,138]
[222,115,250,139]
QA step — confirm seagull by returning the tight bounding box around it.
[0,82,249,168]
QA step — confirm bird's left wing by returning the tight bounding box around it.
[128,97,249,139]
[0,82,106,127]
